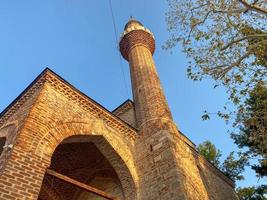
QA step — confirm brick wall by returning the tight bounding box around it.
[0,74,138,200]
[113,101,137,128]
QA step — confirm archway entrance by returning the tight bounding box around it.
[37,136,125,200]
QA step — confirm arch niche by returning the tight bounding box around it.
[37,134,137,200]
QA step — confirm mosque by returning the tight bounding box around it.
[0,19,238,199]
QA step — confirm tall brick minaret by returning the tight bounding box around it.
[119,18,176,134]
[119,18,210,199]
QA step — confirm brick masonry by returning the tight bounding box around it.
[0,19,239,200]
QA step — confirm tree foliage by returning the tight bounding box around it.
[197,140,222,166]
[197,141,248,182]
[236,185,267,200]
[164,0,267,118]
[232,81,267,177]
[220,151,248,181]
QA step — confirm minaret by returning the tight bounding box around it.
[119,18,175,133]
[119,19,211,200]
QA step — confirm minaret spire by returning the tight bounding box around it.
[119,18,174,131]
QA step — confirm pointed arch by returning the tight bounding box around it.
[31,121,138,199]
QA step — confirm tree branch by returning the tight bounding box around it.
[238,0,267,15]
[222,34,267,50]
[187,7,250,40]
[213,40,267,78]
[189,2,250,15]
[213,9,247,14]
[190,3,209,11]
[188,10,213,39]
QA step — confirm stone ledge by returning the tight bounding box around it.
[112,99,134,116]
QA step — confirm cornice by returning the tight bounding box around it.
[120,24,154,41]
[113,100,134,116]
[119,29,155,61]
[43,71,137,140]
[0,69,138,140]
[0,72,46,128]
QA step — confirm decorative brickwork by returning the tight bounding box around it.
[119,21,155,61]
[0,70,138,200]
[113,100,137,128]
[112,100,134,116]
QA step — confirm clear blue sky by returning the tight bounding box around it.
[0,0,264,188]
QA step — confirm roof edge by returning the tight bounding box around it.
[0,67,50,119]
[0,68,138,135]
[112,99,134,113]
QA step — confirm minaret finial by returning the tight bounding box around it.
[120,20,154,60]
[123,17,144,31]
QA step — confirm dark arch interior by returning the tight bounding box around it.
[0,137,6,156]
[38,141,124,200]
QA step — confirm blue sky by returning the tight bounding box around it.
[0,0,264,188]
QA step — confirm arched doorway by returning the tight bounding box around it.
[37,135,128,200]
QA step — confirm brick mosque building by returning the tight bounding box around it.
[0,19,239,199]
